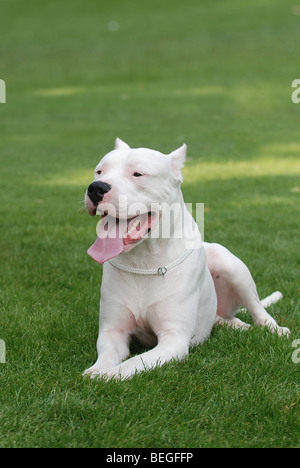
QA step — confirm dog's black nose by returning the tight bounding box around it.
[87,181,111,206]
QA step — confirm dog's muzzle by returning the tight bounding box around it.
[87,181,111,206]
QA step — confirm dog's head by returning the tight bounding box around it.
[85,138,186,264]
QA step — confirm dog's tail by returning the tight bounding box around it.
[260,291,283,309]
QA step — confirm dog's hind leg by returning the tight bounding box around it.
[235,283,290,336]
[215,315,251,330]
[204,242,290,336]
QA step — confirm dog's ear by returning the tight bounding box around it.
[115,138,131,150]
[168,144,187,183]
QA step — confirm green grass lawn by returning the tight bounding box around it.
[0,0,299,448]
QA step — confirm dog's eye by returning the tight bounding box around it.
[96,170,102,175]
[133,172,143,177]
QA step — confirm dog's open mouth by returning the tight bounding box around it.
[87,212,157,264]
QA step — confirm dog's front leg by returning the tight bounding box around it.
[101,330,190,380]
[83,301,134,377]
[83,328,131,377]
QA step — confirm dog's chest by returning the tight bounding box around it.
[124,277,166,333]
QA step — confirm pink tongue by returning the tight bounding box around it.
[87,216,128,265]
[87,236,124,265]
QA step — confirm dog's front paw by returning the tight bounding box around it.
[82,364,122,381]
[82,362,105,378]
[86,365,135,381]
[95,367,129,381]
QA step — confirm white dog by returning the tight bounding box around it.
[83,139,289,380]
